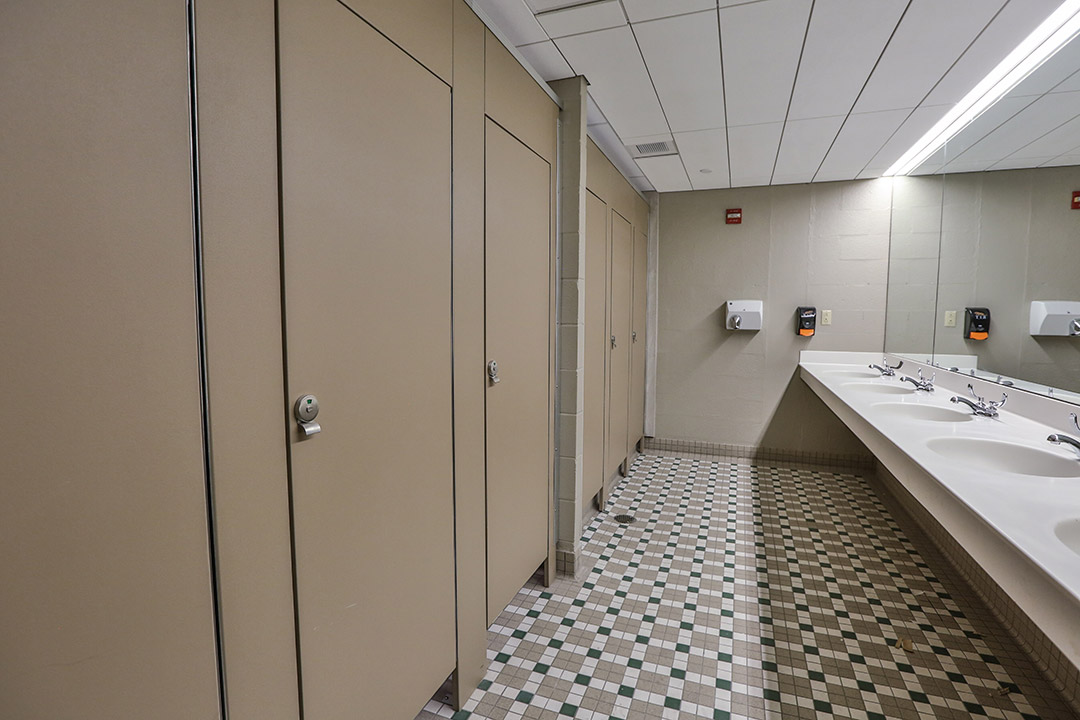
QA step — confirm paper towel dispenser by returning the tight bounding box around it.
[1030,301,1080,337]
[726,300,763,331]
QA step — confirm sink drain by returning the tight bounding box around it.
[613,514,635,524]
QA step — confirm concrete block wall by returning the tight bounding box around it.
[655,178,893,456]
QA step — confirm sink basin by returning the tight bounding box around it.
[1054,519,1080,557]
[926,437,1080,478]
[872,402,972,423]
[842,382,912,396]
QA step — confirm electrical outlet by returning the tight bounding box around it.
[944,310,957,328]
[821,309,832,325]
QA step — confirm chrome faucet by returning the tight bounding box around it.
[869,357,903,377]
[950,384,1007,417]
[900,369,935,391]
[1048,413,1080,459]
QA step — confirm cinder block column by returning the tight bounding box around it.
[549,77,588,576]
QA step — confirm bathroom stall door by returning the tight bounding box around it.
[605,211,634,480]
[485,118,552,623]
[584,191,611,502]
[628,229,648,456]
[277,1,456,717]
[0,2,221,717]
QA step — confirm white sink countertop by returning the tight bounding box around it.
[798,351,1080,663]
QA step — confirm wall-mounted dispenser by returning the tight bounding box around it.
[1030,301,1080,337]
[964,307,990,340]
[726,300,763,331]
[796,306,816,337]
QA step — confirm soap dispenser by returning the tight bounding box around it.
[796,307,816,337]
[964,308,990,340]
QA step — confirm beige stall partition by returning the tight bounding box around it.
[606,211,635,480]
[629,229,649,455]
[277,0,456,717]
[0,2,221,717]
[484,119,554,623]
[584,191,612,503]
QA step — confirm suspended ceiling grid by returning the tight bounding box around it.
[474,0,1080,192]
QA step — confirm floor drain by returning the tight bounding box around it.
[613,514,635,524]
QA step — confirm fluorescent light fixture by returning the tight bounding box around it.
[884,0,1080,177]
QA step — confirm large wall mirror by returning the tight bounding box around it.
[885,32,1080,404]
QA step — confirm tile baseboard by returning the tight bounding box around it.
[644,436,874,470]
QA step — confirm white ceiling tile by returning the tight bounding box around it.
[624,132,675,145]
[634,10,725,133]
[913,146,947,175]
[1018,35,1080,95]
[524,0,594,12]
[622,0,715,23]
[556,26,669,138]
[864,104,950,175]
[945,91,1080,169]
[516,41,574,81]
[588,122,647,179]
[815,109,909,180]
[997,112,1080,162]
[728,122,783,187]
[1042,152,1080,166]
[674,129,731,189]
[720,0,813,127]
[925,95,1036,168]
[474,0,550,46]
[537,0,625,38]
[991,155,1059,170]
[923,0,1060,106]
[854,0,1007,114]
[772,116,845,184]
[630,175,655,192]
[636,154,692,191]
[787,0,907,121]
[937,158,996,173]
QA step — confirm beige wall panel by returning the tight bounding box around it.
[0,2,221,717]
[606,211,634,478]
[485,119,553,622]
[629,229,648,454]
[195,2,300,717]
[451,0,489,706]
[485,30,558,164]
[338,0,453,83]
[586,139,649,231]
[278,1,456,717]
[656,182,886,456]
[584,191,611,503]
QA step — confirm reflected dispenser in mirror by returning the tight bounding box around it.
[1030,301,1080,337]
[726,300,763,331]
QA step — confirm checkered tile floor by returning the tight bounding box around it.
[417,453,1077,720]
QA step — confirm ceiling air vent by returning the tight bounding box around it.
[629,140,676,158]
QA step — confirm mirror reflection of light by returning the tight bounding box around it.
[885,0,1080,177]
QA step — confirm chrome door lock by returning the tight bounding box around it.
[294,394,321,437]
[487,360,500,385]
[610,335,617,349]
[632,331,637,343]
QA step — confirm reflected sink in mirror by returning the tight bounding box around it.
[1054,519,1080,558]
[842,382,913,396]
[926,438,1080,478]
[872,403,972,423]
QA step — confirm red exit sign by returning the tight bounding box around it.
[1072,191,1080,209]
[726,208,742,224]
